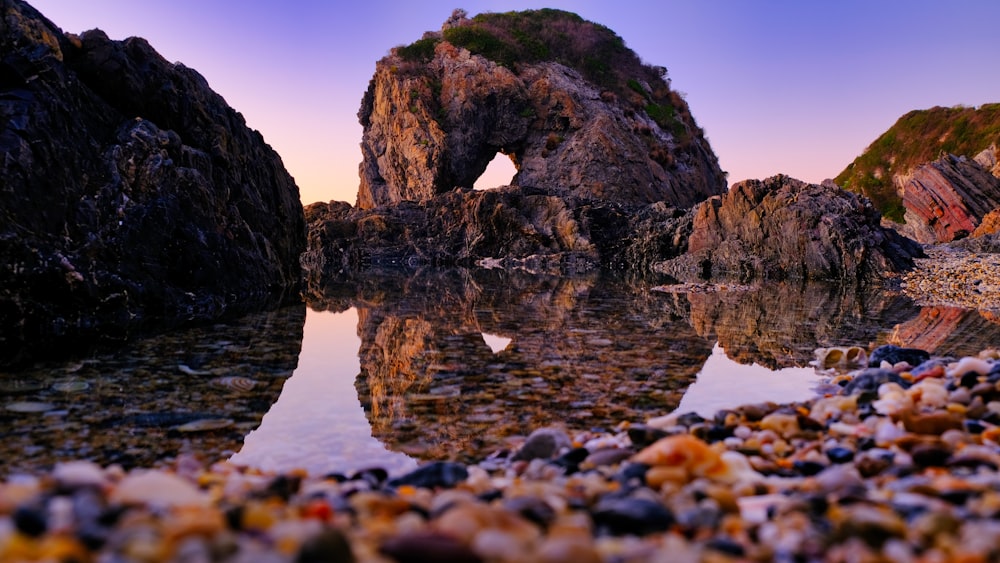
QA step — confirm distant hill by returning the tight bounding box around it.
[835,104,1000,222]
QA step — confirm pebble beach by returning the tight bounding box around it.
[3,254,1000,562]
[2,341,1000,562]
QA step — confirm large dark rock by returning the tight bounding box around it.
[655,176,924,284]
[0,0,306,365]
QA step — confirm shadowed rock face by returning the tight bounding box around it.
[0,1,306,366]
[655,176,924,284]
[356,11,726,210]
[896,154,1000,244]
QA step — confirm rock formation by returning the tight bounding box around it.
[302,187,691,278]
[0,0,306,366]
[836,104,1000,224]
[894,154,1000,243]
[357,9,726,210]
[654,176,924,284]
[306,11,921,285]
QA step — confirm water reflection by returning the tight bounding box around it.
[308,269,1000,465]
[0,306,305,475]
[674,343,823,417]
[4,269,1000,477]
[230,309,417,475]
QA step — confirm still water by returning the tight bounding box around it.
[2,269,999,476]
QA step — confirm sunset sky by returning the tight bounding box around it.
[30,0,1000,206]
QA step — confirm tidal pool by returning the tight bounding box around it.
[2,269,999,477]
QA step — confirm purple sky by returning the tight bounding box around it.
[29,0,1000,205]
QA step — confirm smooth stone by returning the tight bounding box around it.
[379,531,481,563]
[502,496,556,529]
[13,505,47,537]
[842,369,910,395]
[389,461,468,490]
[52,461,107,489]
[512,428,571,462]
[5,401,56,413]
[110,470,210,507]
[296,527,355,563]
[591,497,673,536]
[826,446,855,464]
[868,345,930,368]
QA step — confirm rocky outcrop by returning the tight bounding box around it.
[894,154,1000,243]
[305,175,923,283]
[0,1,306,365]
[302,187,691,278]
[655,176,924,284]
[308,11,920,285]
[357,10,726,210]
[835,104,1000,224]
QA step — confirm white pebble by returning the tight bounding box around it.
[948,357,994,377]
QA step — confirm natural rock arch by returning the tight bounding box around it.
[474,153,518,190]
[356,10,727,210]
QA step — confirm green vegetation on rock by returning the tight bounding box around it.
[393,9,696,146]
[836,104,1000,223]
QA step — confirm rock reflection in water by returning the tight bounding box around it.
[309,269,1000,466]
[343,270,712,462]
[230,309,417,476]
[0,305,305,475]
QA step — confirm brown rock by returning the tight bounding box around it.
[655,176,923,284]
[356,10,726,210]
[896,154,1000,243]
[972,208,1000,238]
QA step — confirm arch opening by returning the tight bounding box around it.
[473,153,518,190]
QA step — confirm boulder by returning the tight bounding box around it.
[895,154,1000,243]
[356,10,726,210]
[0,0,306,366]
[654,176,924,284]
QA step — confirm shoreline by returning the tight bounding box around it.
[2,345,999,561]
[900,245,1000,312]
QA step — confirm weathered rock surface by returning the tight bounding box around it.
[0,1,306,365]
[357,11,726,209]
[894,154,1000,243]
[971,208,1000,238]
[654,176,924,284]
[974,144,1000,178]
[308,11,920,285]
[302,186,691,278]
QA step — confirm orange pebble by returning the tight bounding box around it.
[632,434,733,482]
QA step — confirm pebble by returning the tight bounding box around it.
[3,345,1000,560]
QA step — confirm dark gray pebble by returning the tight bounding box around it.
[389,461,468,490]
[512,428,571,462]
[842,369,910,395]
[592,497,673,536]
[868,344,929,368]
[826,446,855,464]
